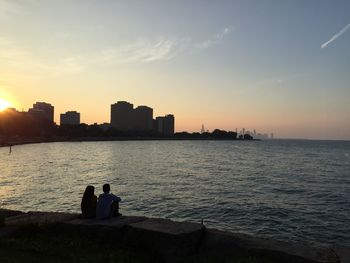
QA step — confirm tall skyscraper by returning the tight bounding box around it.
[155,114,175,136]
[60,111,80,125]
[28,102,54,122]
[110,101,134,131]
[133,106,153,131]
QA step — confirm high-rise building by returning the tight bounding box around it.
[60,111,80,125]
[155,114,175,136]
[110,101,134,131]
[133,106,153,131]
[28,102,54,122]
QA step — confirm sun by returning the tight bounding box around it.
[0,98,11,111]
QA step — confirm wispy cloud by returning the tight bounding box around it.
[0,27,231,75]
[321,23,350,49]
[93,37,191,65]
[91,27,231,65]
[196,27,231,49]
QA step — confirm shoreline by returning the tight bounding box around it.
[1,209,348,263]
[0,136,260,148]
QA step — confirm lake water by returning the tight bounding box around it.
[0,140,349,247]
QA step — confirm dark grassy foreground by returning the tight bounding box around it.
[0,224,279,263]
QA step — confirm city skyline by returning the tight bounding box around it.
[0,1,349,140]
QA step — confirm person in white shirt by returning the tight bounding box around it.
[96,184,122,219]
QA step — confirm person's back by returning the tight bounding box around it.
[81,185,97,218]
[96,184,121,219]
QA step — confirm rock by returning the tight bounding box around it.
[66,215,147,228]
[0,208,24,218]
[62,216,148,241]
[124,218,205,260]
[5,211,79,226]
[332,246,350,263]
[200,229,325,263]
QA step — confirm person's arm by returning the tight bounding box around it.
[111,194,121,202]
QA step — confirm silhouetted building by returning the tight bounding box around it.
[99,122,112,131]
[60,111,80,125]
[111,101,134,131]
[28,102,54,123]
[155,114,175,136]
[0,105,55,136]
[133,106,153,131]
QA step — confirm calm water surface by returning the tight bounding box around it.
[1,140,349,246]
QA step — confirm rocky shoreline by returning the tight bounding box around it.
[0,209,347,263]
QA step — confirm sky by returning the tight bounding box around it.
[0,0,349,140]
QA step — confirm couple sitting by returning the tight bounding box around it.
[81,183,122,219]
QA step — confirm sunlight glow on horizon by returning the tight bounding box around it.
[0,98,11,111]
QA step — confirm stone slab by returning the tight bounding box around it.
[128,218,204,236]
[0,208,24,218]
[334,246,350,263]
[201,229,325,263]
[5,211,79,226]
[65,216,147,228]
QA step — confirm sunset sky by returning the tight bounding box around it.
[0,0,349,139]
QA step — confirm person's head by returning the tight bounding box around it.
[81,185,95,211]
[83,185,95,197]
[103,183,110,193]
[82,185,95,207]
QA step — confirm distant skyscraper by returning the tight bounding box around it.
[155,114,175,136]
[164,114,175,136]
[111,101,134,131]
[60,111,80,125]
[201,124,205,134]
[133,106,153,131]
[28,102,54,122]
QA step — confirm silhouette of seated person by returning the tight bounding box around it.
[96,184,122,219]
[81,185,97,218]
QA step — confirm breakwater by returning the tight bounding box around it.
[1,209,348,263]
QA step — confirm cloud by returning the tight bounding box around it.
[92,27,230,65]
[196,27,231,49]
[92,37,191,65]
[0,27,231,75]
[321,23,350,49]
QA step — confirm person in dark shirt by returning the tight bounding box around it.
[81,185,97,218]
[96,184,122,219]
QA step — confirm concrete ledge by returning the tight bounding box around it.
[4,211,79,226]
[124,218,205,259]
[0,208,24,218]
[1,209,349,263]
[66,215,147,227]
[200,229,327,263]
[128,217,204,236]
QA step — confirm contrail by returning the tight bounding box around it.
[321,23,350,49]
